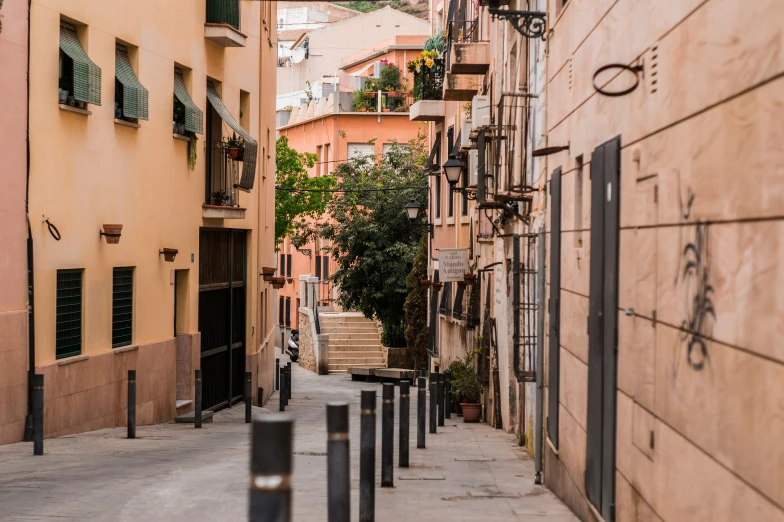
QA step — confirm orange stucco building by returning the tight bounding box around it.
[275,36,427,339]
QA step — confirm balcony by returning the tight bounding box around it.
[205,0,246,47]
[409,59,445,122]
[443,73,482,101]
[203,141,247,220]
[448,20,490,75]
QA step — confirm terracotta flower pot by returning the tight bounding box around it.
[382,108,391,112]
[101,224,123,244]
[420,279,431,289]
[358,107,367,112]
[160,248,178,262]
[261,267,276,280]
[270,276,286,289]
[460,402,481,423]
[228,147,241,160]
[463,272,477,282]
[431,282,443,290]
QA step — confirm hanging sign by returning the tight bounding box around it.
[438,248,468,282]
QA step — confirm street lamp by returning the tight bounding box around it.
[442,157,464,186]
[404,199,433,237]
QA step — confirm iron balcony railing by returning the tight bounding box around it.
[206,141,243,207]
[207,0,240,31]
[413,59,444,102]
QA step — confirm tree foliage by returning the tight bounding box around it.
[404,234,429,368]
[275,136,335,248]
[313,135,428,345]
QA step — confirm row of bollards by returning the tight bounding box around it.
[278,361,292,412]
[250,376,455,521]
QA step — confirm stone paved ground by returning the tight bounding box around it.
[0,360,577,521]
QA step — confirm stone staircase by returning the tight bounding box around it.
[319,312,386,372]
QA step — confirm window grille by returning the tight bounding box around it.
[56,269,83,359]
[112,268,133,348]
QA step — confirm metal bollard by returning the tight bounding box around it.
[399,380,410,467]
[258,387,264,407]
[275,359,280,391]
[381,384,394,487]
[437,374,445,427]
[359,390,376,522]
[279,368,286,412]
[33,374,44,455]
[444,372,452,420]
[127,370,136,439]
[417,377,426,449]
[327,402,350,522]
[287,362,292,400]
[250,415,294,522]
[245,372,253,424]
[195,369,203,429]
[429,373,437,434]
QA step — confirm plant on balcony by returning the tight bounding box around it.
[188,132,198,171]
[353,89,373,112]
[379,63,402,93]
[210,190,229,206]
[408,49,444,102]
[227,132,244,161]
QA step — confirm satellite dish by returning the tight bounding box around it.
[291,48,307,64]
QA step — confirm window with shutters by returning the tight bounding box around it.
[285,297,291,327]
[286,254,292,277]
[347,143,375,160]
[322,256,329,280]
[315,255,322,279]
[59,23,101,109]
[112,268,134,348]
[56,269,83,359]
[439,282,452,315]
[278,296,284,326]
[115,43,148,122]
[452,285,465,320]
[280,253,286,278]
[173,68,203,137]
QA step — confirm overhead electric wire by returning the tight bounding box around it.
[275,185,427,193]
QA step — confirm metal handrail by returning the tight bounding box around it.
[312,284,321,335]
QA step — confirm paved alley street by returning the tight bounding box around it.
[0,362,576,522]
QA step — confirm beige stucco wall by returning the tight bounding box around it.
[23,0,279,438]
[0,0,31,445]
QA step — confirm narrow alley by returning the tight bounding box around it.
[0,361,576,522]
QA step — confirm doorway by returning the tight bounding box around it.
[584,136,621,521]
[198,229,247,411]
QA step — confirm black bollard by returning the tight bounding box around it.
[417,377,426,449]
[444,372,452,420]
[429,373,437,434]
[359,390,376,522]
[287,362,292,400]
[127,370,136,439]
[275,359,280,391]
[250,415,293,522]
[258,386,264,407]
[33,374,44,455]
[195,369,203,429]
[245,372,253,424]
[381,384,394,488]
[399,380,410,467]
[327,402,350,522]
[279,368,286,412]
[437,374,445,427]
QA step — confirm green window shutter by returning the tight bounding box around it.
[112,268,134,348]
[59,26,101,106]
[206,81,258,191]
[174,71,203,134]
[56,269,83,359]
[115,47,149,120]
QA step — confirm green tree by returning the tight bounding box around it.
[275,136,335,248]
[314,136,428,346]
[404,234,429,369]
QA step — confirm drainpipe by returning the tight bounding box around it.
[23,0,36,442]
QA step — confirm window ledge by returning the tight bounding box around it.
[115,118,141,128]
[57,354,89,366]
[59,104,92,116]
[173,133,190,142]
[202,204,247,220]
[113,344,139,354]
[446,217,455,225]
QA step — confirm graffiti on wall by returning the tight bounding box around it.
[675,186,716,372]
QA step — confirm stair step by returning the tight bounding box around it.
[329,363,387,371]
[329,352,385,358]
[328,344,383,350]
[327,333,380,339]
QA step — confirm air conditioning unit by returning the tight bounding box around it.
[472,95,491,128]
[372,61,382,78]
[468,149,479,187]
[460,116,472,149]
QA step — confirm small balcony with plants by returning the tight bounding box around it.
[408,36,446,122]
[447,18,490,75]
[351,61,412,114]
[205,0,246,47]
[204,133,247,219]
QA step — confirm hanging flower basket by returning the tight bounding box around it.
[270,276,286,289]
[159,248,178,262]
[431,282,443,291]
[100,224,123,244]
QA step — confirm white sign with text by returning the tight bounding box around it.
[438,248,468,282]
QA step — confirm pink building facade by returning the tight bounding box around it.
[0,0,31,445]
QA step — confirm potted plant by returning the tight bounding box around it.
[101,224,123,244]
[227,133,244,160]
[210,190,229,206]
[449,354,482,422]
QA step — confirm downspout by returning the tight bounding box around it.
[23,0,36,442]
[534,227,545,484]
